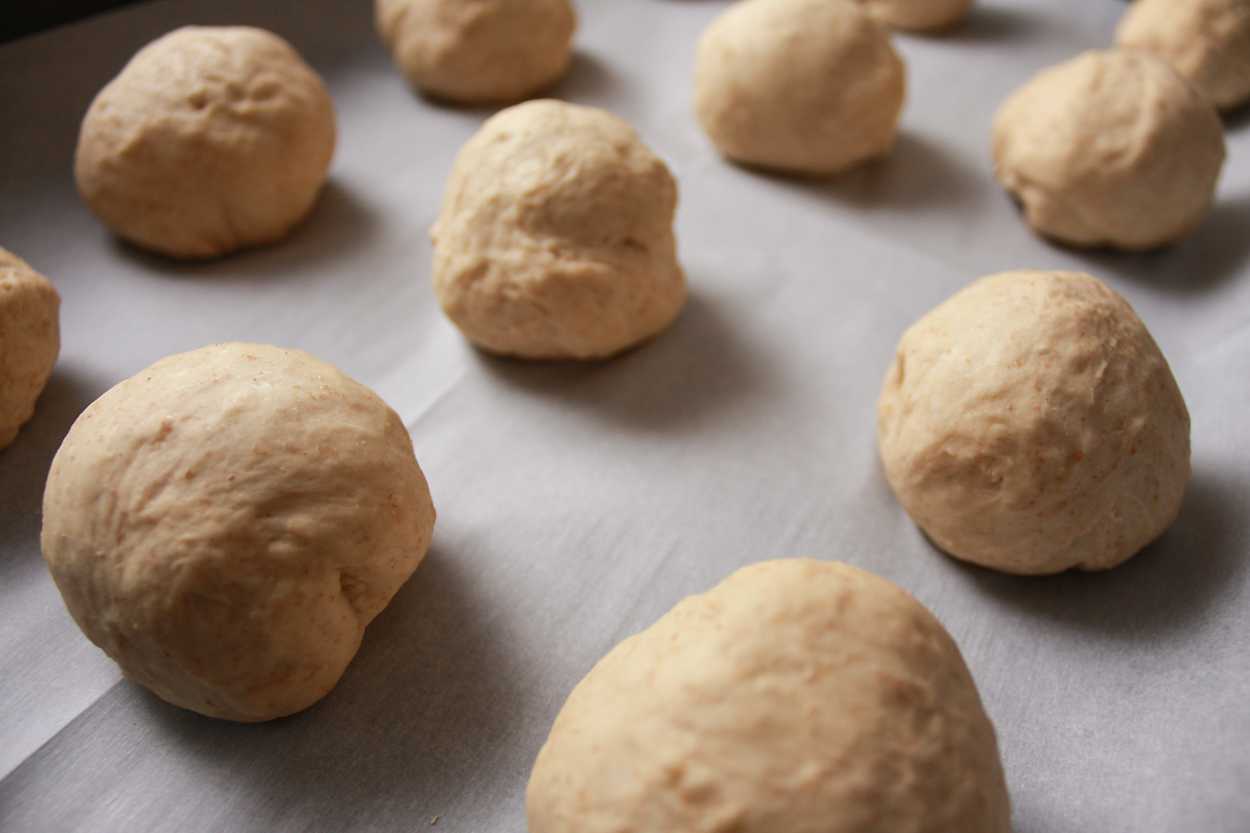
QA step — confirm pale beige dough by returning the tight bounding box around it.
[431,99,686,360]
[75,26,337,259]
[877,271,1190,575]
[1116,0,1250,111]
[852,0,974,31]
[528,558,1011,833]
[992,49,1225,250]
[41,343,436,722]
[0,249,60,450]
[694,0,906,176]
[375,0,576,104]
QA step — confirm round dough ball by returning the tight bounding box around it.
[75,26,337,259]
[694,0,906,176]
[41,343,436,722]
[0,249,60,450]
[431,99,686,360]
[992,49,1225,250]
[877,271,1190,575]
[852,0,974,31]
[1116,0,1250,111]
[375,0,576,104]
[528,558,1011,833]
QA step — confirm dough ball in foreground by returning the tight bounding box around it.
[1116,0,1250,111]
[375,0,576,104]
[852,0,974,31]
[432,99,686,360]
[877,271,1190,575]
[0,249,60,450]
[528,558,1011,833]
[992,49,1225,250]
[694,0,906,176]
[41,343,436,722]
[75,26,337,259]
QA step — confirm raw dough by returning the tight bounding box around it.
[431,99,686,360]
[852,0,974,31]
[1116,0,1250,111]
[375,0,576,104]
[527,558,1011,833]
[41,343,436,722]
[992,49,1225,250]
[877,271,1190,575]
[694,0,906,176]
[75,26,337,259]
[0,249,60,450]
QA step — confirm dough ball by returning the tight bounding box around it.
[528,559,1011,833]
[694,0,906,176]
[41,343,436,722]
[432,99,686,360]
[852,0,974,31]
[74,26,337,259]
[1116,0,1250,111]
[375,0,576,104]
[877,271,1190,575]
[992,49,1225,250]
[0,249,60,450]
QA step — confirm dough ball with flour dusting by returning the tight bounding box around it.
[41,343,436,722]
[877,271,1190,575]
[432,99,686,360]
[852,0,974,31]
[75,26,336,259]
[0,249,60,450]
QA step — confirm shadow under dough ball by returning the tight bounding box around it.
[992,49,1225,251]
[74,26,336,260]
[40,343,436,722]
[0,249,60,450]
[527,558,1011,833]
[375,0,576,104]
[694,0,906,177]
[852,0,974,32]
[431,99,686,360]
[877,271,1190,575]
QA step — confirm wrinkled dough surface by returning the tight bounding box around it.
[0,249,60,450]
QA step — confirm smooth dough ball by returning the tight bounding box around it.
[694,0,906,176]
[0,249,60,450]
[992,49,1225,250]
[877,271,1190,575]
[431,99,686,360]
[1116,0,1250,111]
[75,26,337,259]
[528,558,1011,833]
[852,0,974,31]
[41,343,436,722]
[375,0,576,104]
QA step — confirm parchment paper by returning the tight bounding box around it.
[2,1,1248,831]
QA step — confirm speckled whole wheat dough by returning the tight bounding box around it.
[992,49,1225,250]
[375,0,576,104]
[41,343,436,722]
[527,558,1011,833]
[694,0,906,176]
[877,271,1190,575]
[0,249,60,450]
[431,99,686,360]
[852,0,974,31]
[1116,0,1250,111]
[75,26,336,259]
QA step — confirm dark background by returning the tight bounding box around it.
[1,2,152,43]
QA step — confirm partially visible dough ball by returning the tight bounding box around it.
[992,50,1225,250]
[0,249,60,450]
[41,343,436,722]
[528,558,1011,833]
[877,271,1190,575]
[853,0,974,31]
[75,26,337,259]
[694,0,905,176]
[432,99,686,360]
[1116,0,1250,111]
[375,0,576,104]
